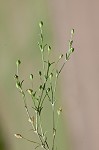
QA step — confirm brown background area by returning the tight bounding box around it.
[48,0,99,150]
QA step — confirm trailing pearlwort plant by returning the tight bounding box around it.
[14,21,74,150]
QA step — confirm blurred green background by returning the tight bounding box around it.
[1,1,99,150]
[0,1,69,150]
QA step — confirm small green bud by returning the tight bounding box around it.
[14,134,23,139]
[48,46,51,52]
[39,85,42,90]
[38,42,43,50]
[49,73,53,79]
[28,116,34,124]
[16,81,21,89]
[33,91,36,97]
[20,80,24,87]
[59,54,63,59]
[39,21,43,28]
[70,47,74,53]
[39,45,42,50]
[69,40,73,47]
[71,29,74,35]
[39,71,42,76]
[57,107,62,115]
[16,59,21,66]
[14,74,18,79]
[27,89,33,95]
[47,88,50,93]
[30,74,33,80]
[66,53,69,61]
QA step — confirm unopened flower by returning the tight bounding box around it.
[30,74,33,80]
[16,59,21,66]
[39,21,43,28]
[27,89,33,95]
[14,134,23,139]
[57,107,62,115]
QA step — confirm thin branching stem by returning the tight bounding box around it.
[14,22,75,150]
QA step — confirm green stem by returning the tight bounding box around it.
[57,62,66,78]
[52,103,55,150]
[39,116,50,150]
[41,51,46,81]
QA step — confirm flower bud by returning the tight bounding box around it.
[16,81,21,89]
[59,54,63,59]
[39,85,42,90]
[49,73,53,79]
[28,116,34,124]
[27,89,33,95]
[71,28,74,35]
[38,71,42,76]
[39,21,43,28]
[14,74,18,79]
[70,47,74,53]
[16,59,21,66]
[14,134,22,139]
[48,46,51,52]
[30,74,33,80]
[57,107,62,115]
[47,88,50,93]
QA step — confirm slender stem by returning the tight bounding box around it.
[35,111,38,132]
[52,103,55,150]
[53,74,58,100]
[40,93,47,108]
[50,83,54,104]
[41,51,46,81]
[39,116,50,150]
[17,66,18,76]
[35,111,47,149]
[22,136,40,145]
[38,82,45,111]
[58,62,66,77]
[39,116,43,137]
[31,95,37,109]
